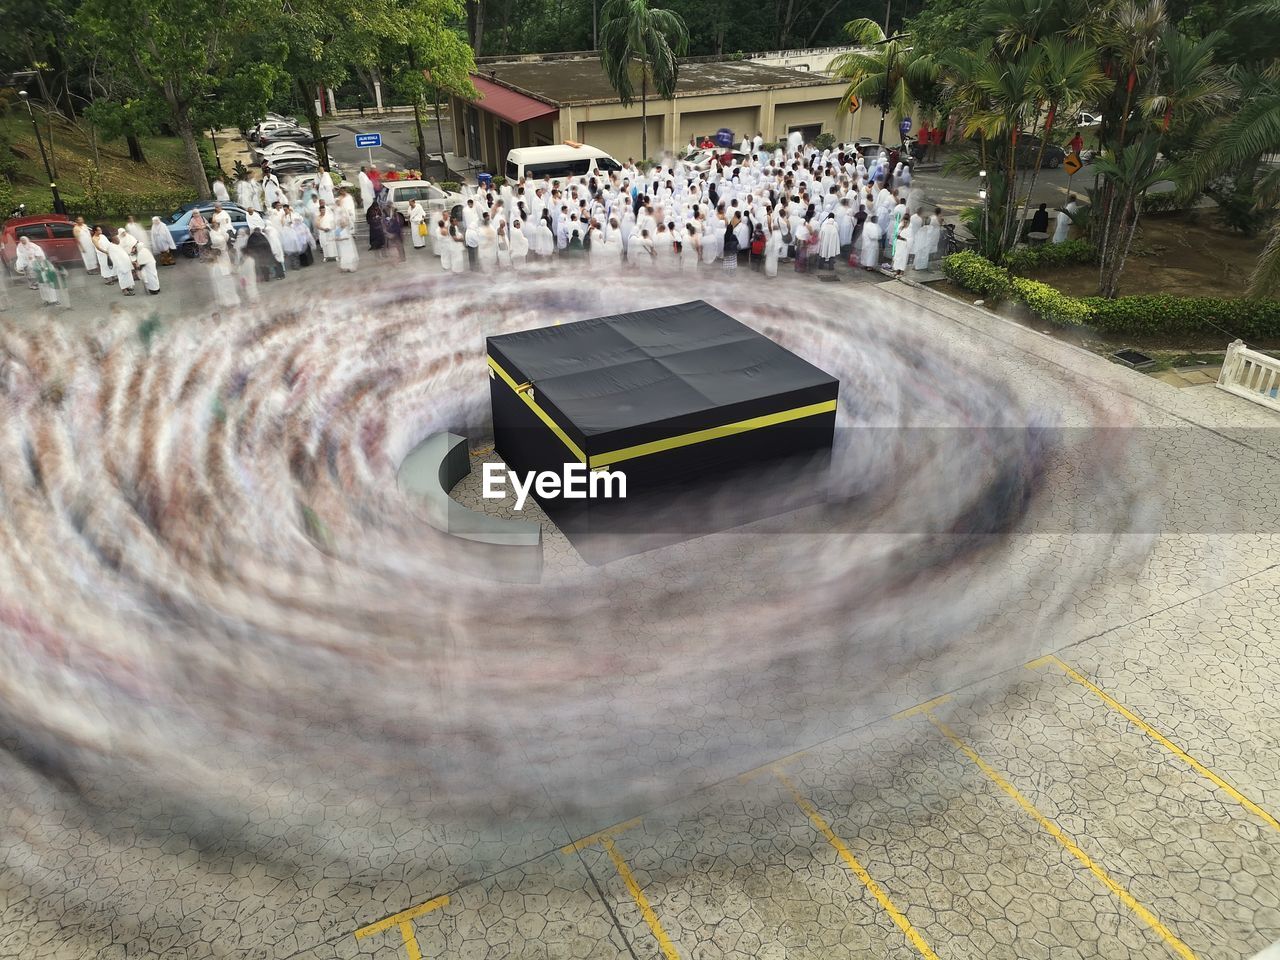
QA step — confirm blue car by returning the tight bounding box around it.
[166,201,249,255]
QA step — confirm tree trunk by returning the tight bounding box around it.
[434,90,451,179]
[413,99,429,174]
[472,0,486,54]
[126,133,147,164]
[176,112,211,200]
[298,77,330,170]
[641,72,648,163]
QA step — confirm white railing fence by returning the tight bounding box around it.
[1217,339,1280,414]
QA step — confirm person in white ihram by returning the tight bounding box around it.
[134,241,160,295]
[317,168,336,206]
[212,177,231,204]
[106,234,137,295]
[315,202,337,261]
[73,217,98,273]
[407,199,428,251]
[1054,195,1079,244]
[357,167,375,210]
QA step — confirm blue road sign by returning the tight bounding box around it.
[899,118,912,135]
[355,133,382,148]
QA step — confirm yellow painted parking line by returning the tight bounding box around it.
[1029,654,1280,835]
[353,894,450,960]
[773,770,940,960]
[560,816,643,855]
[599,835,683,960]
[894,693,952,720]
[920,710,1200,960]
[562,819,681,960]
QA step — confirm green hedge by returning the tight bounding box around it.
[1003,239,1095,274]
[941,251,1014,300]
[22,189,199,220]
[1012,276,1091,326]
[1080,295,1280,339]
[942,251,1280,337]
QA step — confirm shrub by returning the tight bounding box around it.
[1003,239,1095,274]
[0,176,14,219]
[491,175,507,188]
[439,181,461,193]
[813,132,836,152]
[1012,277,1091,326]
[941,251,1015,301]
[28,188,199,220]
[1080,295,1280,339]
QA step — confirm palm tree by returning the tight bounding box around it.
[598,0,688,162]
[1092,23,1230,296]
[1014,38,1111,236]
[1182,65,1280,295]
[829,19,935,145]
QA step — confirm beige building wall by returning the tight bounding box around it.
[454,82,858,171]
[676,106,761,145]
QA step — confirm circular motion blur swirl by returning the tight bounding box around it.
[0,269,1146,862]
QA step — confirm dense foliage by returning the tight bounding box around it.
[943,251,1280,337]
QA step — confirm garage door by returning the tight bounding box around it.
[576,118,663,164]
[678,107,759,146]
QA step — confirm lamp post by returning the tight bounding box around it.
[19,90,65,215]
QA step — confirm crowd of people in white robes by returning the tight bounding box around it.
[407,136,950,281]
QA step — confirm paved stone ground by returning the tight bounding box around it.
[3,266,1280,960]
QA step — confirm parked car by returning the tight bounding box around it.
[2,214,83,272]
[687,148,751,171]
[165,201,248,255]
[1072,111,1103,127]
[249,119,302,143]
[381,180,467,217]
[1015,134,1066,169]
[257,128,316,146]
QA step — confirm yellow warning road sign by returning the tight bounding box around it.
[1063,152,1082,175]
[848,95,860,114]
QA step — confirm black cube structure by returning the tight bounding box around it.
[487,300,839,560]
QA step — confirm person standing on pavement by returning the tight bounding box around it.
[92,227,116,283]
[212,177,231,204]
[317,168,335,207]
[357,167,375,210]
[135,242,160,295]
[383,203,406,264]
[315,201,338,262]
[366,201,387,257]
[73,217,98,273]
[106,234,137,295]
[407,199,428,252]
[235,173,257,211]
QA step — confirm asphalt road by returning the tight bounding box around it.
[320,113,456,180]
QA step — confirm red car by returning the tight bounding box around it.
[1,214,84,273]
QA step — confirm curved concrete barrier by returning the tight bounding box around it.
[397,432,543,583]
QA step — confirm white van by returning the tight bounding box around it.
[505,143,622,181]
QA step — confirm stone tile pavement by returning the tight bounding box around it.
[2,273,1279,960]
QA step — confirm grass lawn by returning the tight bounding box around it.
[2,110,196,210]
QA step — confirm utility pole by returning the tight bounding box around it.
[19,90,64,215]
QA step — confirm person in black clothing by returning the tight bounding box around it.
[245,229,275,283]
[1030,203,1050,235]
[367,202,386,255]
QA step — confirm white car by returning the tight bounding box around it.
[686,148,752,171]
[257,140,317,156]
[1073,112,1103,127]
[382,180,468,217]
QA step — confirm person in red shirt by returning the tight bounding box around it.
[384,165,401,182]
[1069,132,1083,155]
[368,165,382,192]
[699,136,715,150]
